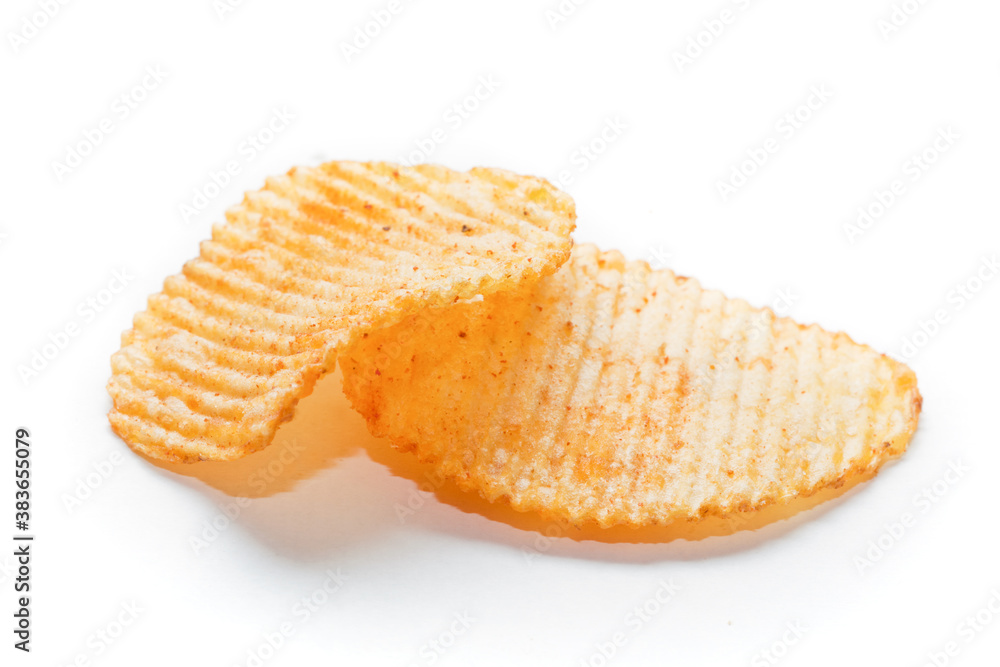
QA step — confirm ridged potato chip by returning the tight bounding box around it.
[341,244,922,527]
[108,162,575,462]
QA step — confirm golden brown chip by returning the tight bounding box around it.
[341,244,922,527]
[107,162,575,462]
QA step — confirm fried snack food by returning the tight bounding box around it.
[108,162,575,462]
[341,244,922,527]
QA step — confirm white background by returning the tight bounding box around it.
[2,0,999,665]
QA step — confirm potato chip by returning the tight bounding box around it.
[107,162,575,462]
[341,244,922,527]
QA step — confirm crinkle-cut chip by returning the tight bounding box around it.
[341,244,922,528]
[108,162,575,462]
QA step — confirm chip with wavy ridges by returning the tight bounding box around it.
[341,244,922,527]
[107,162,575,462]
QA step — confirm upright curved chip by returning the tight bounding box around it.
[341,244,922,527]
[108,162,575,462]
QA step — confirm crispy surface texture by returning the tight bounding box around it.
[108,162,575,462]
[341,244,922,527]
